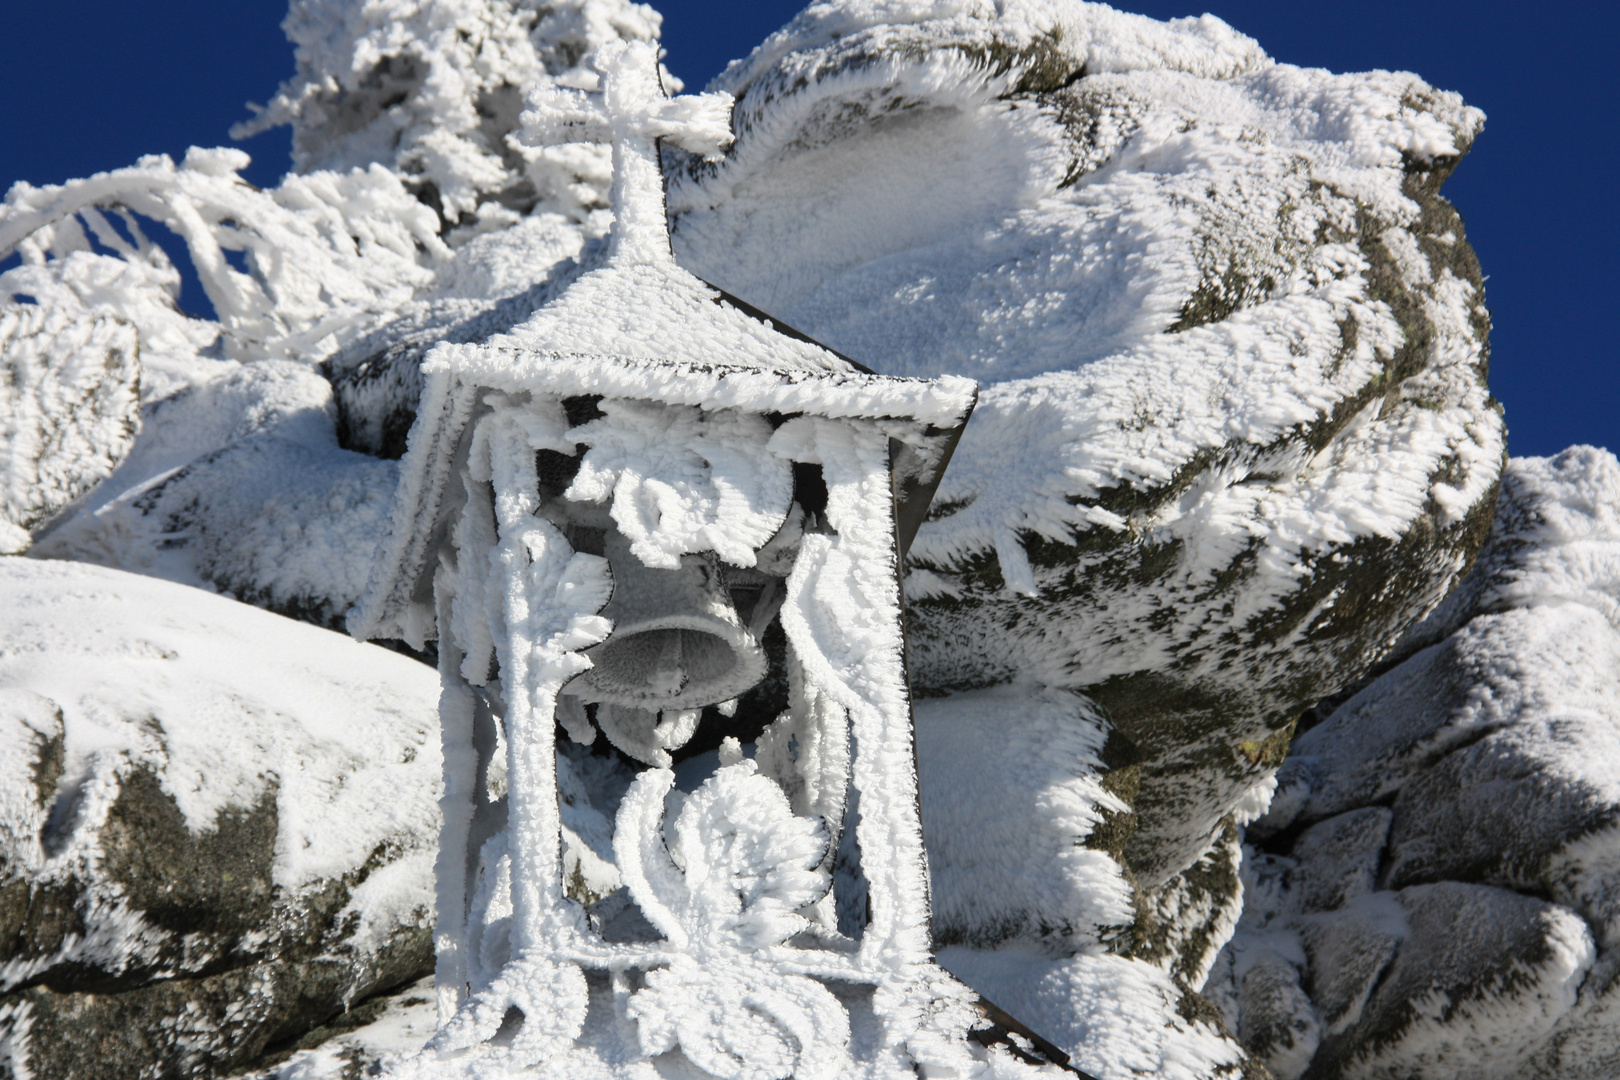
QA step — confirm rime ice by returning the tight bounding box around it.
[352,39,1079,1079]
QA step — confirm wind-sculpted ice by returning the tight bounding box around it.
[1,149,445,371]
[565,402,794,569]
[236,0,666,225]
[612,762,852,1080]
[0,305,138,552]
[666,0,1503,1035]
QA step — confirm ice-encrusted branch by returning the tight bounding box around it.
[0,148,448,363]
[233,0,667,223]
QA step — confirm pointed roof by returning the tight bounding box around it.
[350,41,976,644]
[494,39,857,377]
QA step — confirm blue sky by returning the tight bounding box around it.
[2,1,1612,458]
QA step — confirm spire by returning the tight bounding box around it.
[522,40,734,265]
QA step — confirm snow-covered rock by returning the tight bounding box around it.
[0,149,447,617]
[558,4,1507,1060]
[245,2,1507,1069]
[33,361,397,630]
[0,558,440,1080]
[0,1,1528,1075]
[233,976,442,1079]
[0,304,140,553]
[1211,446,1620,1079]
[917,685,1252,1078]
[943,945,1248,1080]
[672,0,1501,896]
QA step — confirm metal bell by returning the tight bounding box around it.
[568,529,768,713]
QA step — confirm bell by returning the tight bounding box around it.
[569,529,768,713]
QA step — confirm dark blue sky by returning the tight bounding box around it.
[2,1,1612,458]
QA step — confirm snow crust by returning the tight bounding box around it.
[942,945,1245,1080]
[0,558,438,889]
[0,557,439,988]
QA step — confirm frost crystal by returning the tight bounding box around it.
[237,0,668,224]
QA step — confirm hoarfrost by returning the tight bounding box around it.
[565,401,793,569]
[0,304,139,550]
[916,685,1135,952]
[33,361,397,629]
[1,150,446,367]
[236,0,666,224]
[0,1,1548,1077]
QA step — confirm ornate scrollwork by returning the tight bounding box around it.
[614,760,853,1078]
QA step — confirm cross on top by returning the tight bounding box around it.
[523,39,734,264]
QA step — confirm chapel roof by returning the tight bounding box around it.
[349,40,977,645]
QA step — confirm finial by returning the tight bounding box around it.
[522,40,734,265]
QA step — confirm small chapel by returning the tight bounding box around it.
[352,38,1086,1080]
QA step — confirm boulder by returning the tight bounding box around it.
[1212,447,1620,1079]
[654,0,1504,1045]
[0,558,440,1079]
[671,0,1501,888]
[286,3,1506,1068]
[1,3,1524,1075]
[917,684,1252,1079]
[1307,883,1591,1080]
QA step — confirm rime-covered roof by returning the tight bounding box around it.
[490,257,858,376]
[350,41,976,643]
[488,40,858,377]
